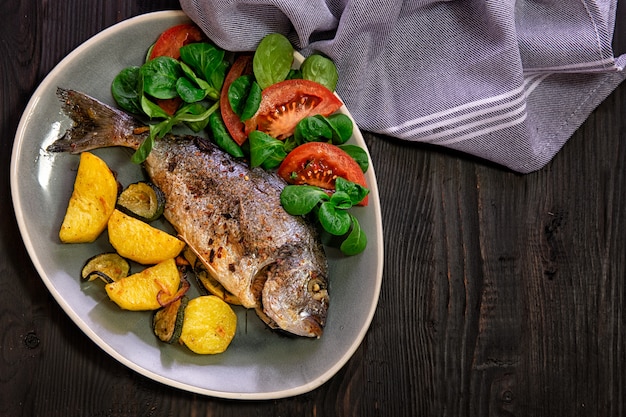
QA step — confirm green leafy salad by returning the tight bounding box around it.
[110,23,370,255]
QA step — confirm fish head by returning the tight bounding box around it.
[261,244,329,338]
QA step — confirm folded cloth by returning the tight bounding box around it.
[179,0,626,173]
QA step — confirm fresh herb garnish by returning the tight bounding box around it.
[112,40,229,164]
[280,177,369,256]
[300,54,339,92]
[253,33,294,89]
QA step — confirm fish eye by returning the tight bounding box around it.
[307,278,328,302]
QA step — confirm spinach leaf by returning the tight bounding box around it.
[179,42,226,91]
[279,179,369,256]
[326,113,353,144]
[338,144,369,173]
[176,76,206,103]
[111,66,142,114]
[248,130,287,169]
[131,121,171,164]
[253,33,294,89]
[318,201,351,235]
[209,111,244,158]
[287,68,302,80]
[179,61,212,95]
[177,101,219,132]
[178,57,220,101]
[329,190,353,210]
[282,136,301,153]
[228,75,261,120]
[140,56,181,99]
[335,176,369,205]
[301,54,338,92]
[294,115,333,143]
[340,215,367,256]
[294,113,353,144]
[209,60,229,93]
[280,185,329,215]
[140,95,171,119]
[240,80,261,120]
[131,130,155,164]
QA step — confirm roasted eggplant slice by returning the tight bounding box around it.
[81,252,130,283]
[153,296,188,344]
[116,181,165,222]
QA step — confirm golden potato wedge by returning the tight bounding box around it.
[179,295,237,354]
[59,152,118,243]
[107,209,185,265]
[105,258,181,311]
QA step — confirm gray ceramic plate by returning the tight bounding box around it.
[10,10,383,399]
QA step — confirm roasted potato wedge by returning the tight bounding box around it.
[105,258,181,311]
[107,209,185,265]
[179,295,237,354]
[59,152,118,243]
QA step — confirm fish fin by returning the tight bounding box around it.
[46,88,143,154]
[177,234,221,278]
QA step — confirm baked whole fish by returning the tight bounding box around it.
[47,88,329,338]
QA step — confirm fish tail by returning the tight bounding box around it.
[46,88,144,154]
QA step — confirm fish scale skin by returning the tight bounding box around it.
[145,137,321,304]
[146,137,329,337]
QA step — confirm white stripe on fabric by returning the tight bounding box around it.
[419,102,527,143]
[382,76,535,135]
[381,73,549,143]
[524,57,618,73]
[437,112,528,146]
[423,74,549,145]
[402,92,528,136]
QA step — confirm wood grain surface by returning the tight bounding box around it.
[1,1,624,416]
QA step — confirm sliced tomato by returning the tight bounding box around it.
[155,97,182,116]
[277,142,368,206]
[220,54,253,145]
[245,79,343,140]
[148,23,205,60]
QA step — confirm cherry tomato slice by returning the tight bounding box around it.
[148,23,205,60]
[277,142,368,206]
[220,54,253,145]
[245,79,343,140]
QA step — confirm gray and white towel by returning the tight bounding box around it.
[180,0,626,173]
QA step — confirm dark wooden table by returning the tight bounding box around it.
[2,1,625,416]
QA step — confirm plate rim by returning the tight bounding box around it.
[10,9,384,400]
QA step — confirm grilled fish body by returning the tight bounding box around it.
[48,88,329,338]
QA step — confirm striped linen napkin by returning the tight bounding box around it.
[179,0,626,173]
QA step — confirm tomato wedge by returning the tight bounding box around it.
[245,79,343,140]
[148,23,205,60]
[154,97,182,116]
[220,54,253,145]
[277,142,368,206]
